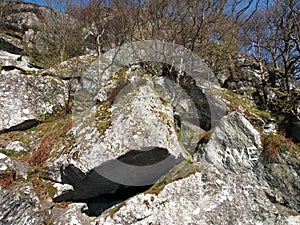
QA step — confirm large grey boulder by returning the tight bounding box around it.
[0,187,44,225]
[205,112,262,176]
[0,70,67,132]
[45,41,225,208]
[204,112,300,213]
[96,164,292,225]
[47,75,186,201]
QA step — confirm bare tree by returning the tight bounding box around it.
[242,0,300,93]
[269,0,300,93]
[34,0,85,66]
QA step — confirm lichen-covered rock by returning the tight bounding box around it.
[263,155,300,212]
[4,11,40,32]
[0,70,67,132]
[12,160,29,179]
[0,187,44,225]
[49,203,91,225]
[0,153,14,175]
[204,111,300,213]
[13,182,40,204]
[96,164,291,225]
[0,33,24,55]
[1,54,41,73]
[48,76,185,201]
[5,141,29,152]
[286,216,300,225]
[180,120,206,151]
[41,53,98,80]
[205,112,262,176]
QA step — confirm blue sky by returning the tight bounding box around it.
[24,0,273,14]
[24,0,48,7]
[23,0,70,11]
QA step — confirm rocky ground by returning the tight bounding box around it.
[0,2,299,225]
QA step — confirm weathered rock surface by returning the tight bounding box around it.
[48,76,185,201]
[263,154,300,212]
[1,54,41,73]
[12,160,29,180]
[0,33,24,55]
[222,54,287,91]
[41,53,98,80]
[0,153,14,175]
[0,3,299,223]
[4,11,40,32]
[0,1,87,66]
[5,141,29,152]
[49,203,91,225]
[96,164,292,225]
[204,112,300,212]
[205,112,262,176]
[13,182,40,204]
[0,187,44,225]
[0,70,67,132]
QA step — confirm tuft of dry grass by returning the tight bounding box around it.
[261,133,300,160]
[27,116,72,167]
[0,170,14,189]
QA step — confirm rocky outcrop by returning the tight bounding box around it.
[0,1,87,67]
[47,74,186,202]
[222,54,288,91]
[0,33,24,55]
[0,3,299,223]
[0,187,44,225]
[96,163,293,225]
[204,112,300,212]
[0,70,67,132]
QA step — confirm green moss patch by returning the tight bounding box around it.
[108,202,126,218]
[145,160,200,195]
[95,67,130,135]
[211,88,272,130]
[95,100,112,135]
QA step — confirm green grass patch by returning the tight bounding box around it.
[0,149,15,157]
